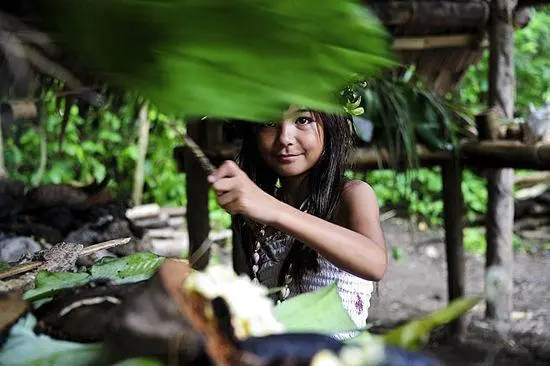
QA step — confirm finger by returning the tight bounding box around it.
[212,177,239,194]
[207,160,240,183]
[217,190,238,208]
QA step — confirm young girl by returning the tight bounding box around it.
[207,105,387,331]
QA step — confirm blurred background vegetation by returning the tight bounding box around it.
[4,7,550,252]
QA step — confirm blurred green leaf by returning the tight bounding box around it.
[273,283,355,334]
[23,271,91,302]
[383,296,481,351]
[45,0,392,121]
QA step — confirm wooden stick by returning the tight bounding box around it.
[132,103,150,206]
[0,262,43,281]
[0,237,131,281]
[79,237,131,256]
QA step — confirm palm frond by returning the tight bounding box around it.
[354,70,474,169]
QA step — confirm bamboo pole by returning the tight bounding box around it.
[132,103,150,206]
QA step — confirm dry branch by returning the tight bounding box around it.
[0,237,131,280]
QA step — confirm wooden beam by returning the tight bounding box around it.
[349,145,449,169]
[485,0,516,321]
[441,157,466,336]
[209,141,550,171]
[461,141,550,170]
[393,34,488,51]
[184,120,211,270]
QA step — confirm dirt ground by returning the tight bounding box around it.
[368,218,550,366]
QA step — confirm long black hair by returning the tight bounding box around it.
[231,111,353,289]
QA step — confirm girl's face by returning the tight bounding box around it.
[256,106,325,178]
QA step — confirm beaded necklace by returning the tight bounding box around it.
[249,198,309,304]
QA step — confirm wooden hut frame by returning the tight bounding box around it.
[180,0,550,337]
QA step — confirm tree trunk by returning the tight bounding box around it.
[485,0,517,321]
[132,104,150,206]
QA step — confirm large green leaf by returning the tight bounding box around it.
[382,296,481,351]
[23,271,91,302]
[0,315,103,366]
[273,283,355,334]
[42,0,392,121]
[90,252,165,284]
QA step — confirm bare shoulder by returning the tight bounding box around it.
[334,179,380,225]
[341,180,378,206]
[336,180,384,248]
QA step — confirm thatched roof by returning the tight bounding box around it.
[366,0,548,93]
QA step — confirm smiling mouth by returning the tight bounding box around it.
[276,154,301,163]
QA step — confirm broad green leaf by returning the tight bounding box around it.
[23,271,91,302]
[0,315,103,366]
[44,0,392,121]
[383,296,481,351]
[90,252,165,284]
[273,283,355,334]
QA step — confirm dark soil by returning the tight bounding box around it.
[368,218,550,366]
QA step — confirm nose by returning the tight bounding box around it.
[277,122,296,146]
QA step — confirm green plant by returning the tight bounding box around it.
[354,71,473,168]
[457,7,550,114]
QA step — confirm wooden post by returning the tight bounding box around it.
[132,104,150,206]
[184,120,211,269]
[485,0,516,320]
[0,116,4,172]
[442,156,466,336]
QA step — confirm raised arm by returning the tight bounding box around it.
[208,161,387,281]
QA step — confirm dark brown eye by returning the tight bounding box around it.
[295,117,314,126]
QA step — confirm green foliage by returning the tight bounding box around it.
[4,90,231,228]
[464,227,526,255]
[23,271,91,302]
[90,252,165,284]
[391,247,407,262]
[273,283,356,334]
[457,7,550,114]
[46,0,392,121]
[23,253,165,303]
[356,72,473,167]
[362,168,487,226]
